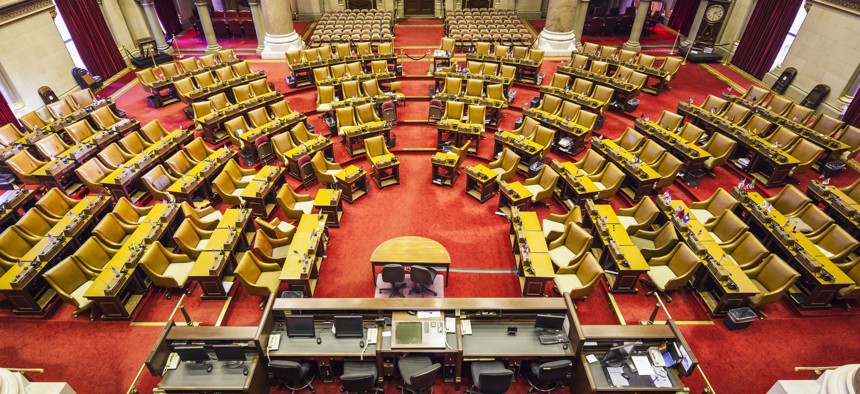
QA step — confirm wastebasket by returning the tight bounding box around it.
[724,307,756,330]
[820,161,845,178]
[624,98,640,113]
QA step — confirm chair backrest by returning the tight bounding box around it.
[536,360,573,385]
[381,264,405,283]
[341,372,376,392]
[475,369,514,393]
[270,360,307,386]
[410,266,436,286]
[408,363,441,392]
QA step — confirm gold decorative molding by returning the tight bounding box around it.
[809,0,860,16]
[0,0,54,26]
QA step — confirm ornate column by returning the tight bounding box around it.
[572,0,589,50]
[98,0,136,59]
[260,0,303,59]
[139,0,171,52]
[536,0,578,56]
[682,0,709,47]
[248,0,266,54]
[717,0,758,60]
[622,0,652,52]
[0,64,25,112]
[194,0,222,53]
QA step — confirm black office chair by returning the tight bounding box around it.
[340,361,382,393]
[525,360,573,393]
[379,264,407,297]
[466,361,514,394]
[270,360,316,394]
[409,266,437,297]
[397,356,441,394]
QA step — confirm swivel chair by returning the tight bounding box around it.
[397,356,441,394]
[379,264,407,297]
[466,361,513,394]
[525,360,573,393]
[409,266,437,297]
[340,362,383,393]
[269,360,315,394]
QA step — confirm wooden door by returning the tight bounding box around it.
[347,0,375,9]
[463,0,491,8]
[404,0,435,15]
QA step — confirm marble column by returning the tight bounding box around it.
[622,0,651,52]
[194,0,223,53]
[682,0,709,47]
[536,0,579,56]
[248,1,266,54]
[260,0,303,59]
[572,0,589,50]
[98,0,136,60]
[0,64,25,112]
[139,0,171,53]
[716,0,757,60]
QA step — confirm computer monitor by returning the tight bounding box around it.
[535,314,565,332]
[393,322,423,345]
[175,346,210,364]
[602,343,635,367]
[334,315,364,338]
[285,315,316,337]
[212,345,247,362]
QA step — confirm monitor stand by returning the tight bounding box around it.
[186,360,213,373]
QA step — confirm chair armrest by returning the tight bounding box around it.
[258,260,282,271]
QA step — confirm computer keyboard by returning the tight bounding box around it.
[366,327,378,345]
[539,333,566,345]
[267,333,281,351]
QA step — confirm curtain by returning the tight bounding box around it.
[154,0,183,37]
[844,97,860,128]
[54,0,126,78]
[667,0,697,36]
[731,0,803,80]
[0,94,18,128]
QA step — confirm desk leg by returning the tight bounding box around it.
[445,266,449,287]
[371,263,378,286]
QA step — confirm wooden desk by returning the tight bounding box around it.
[235,112,308,163]
[806,180,860,238]
[166,148,234,203]
[368,153,400,189]
[557,65,645,100]
[35,99,119,134]
[84,203,181,320]
[0,189,36,229]
[0,194,109,314]
[313,189,343,228]
[343,122,391,157]
[195,91,283,144]
[549,160,600,208]
[583,202,650,293]
[436,119,483,154]
[239,165,285,217]
[577,53,673,95]
[539,86,607,115]
[283,136,335,181]
[189,208,253,299]
[278,214,328,296]
[634,118,711,177]
[464,165,498,203]
[510,208,554,296]
[493,131,547,175]
[523,105,591,156]
[334,165,369,203]
[591,138,660,201]
[498,180,532,216]
[370,236,451,287]
[316,71,396,88]
[431,151,459,187]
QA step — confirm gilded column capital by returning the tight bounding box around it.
[138,0,154,5]
[194,0,210,6]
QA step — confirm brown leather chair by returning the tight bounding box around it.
[699,94,728,115]
[742,85,770,105]
[720,103,750,125]
[765,185,810,217]
[276,184,314,219]
[184,138,217,164]
[140,119,171,144]
[6,150,46,185]
[810,114,844,136]
[765,126,799,150]
[488,148,520,182]
[96,143,133,170]
[43,257,96,318]
[616,197,660,235]
[785,203,833,237]
[653,154,683,189]
[35,188,80,220]
[611,128,645,152]
[0,227,41,265]
[142,165,178,202]
[71,237,118,273]
[364,135,394,168]
[655,110,684,131]
[235,252,281,307]
[573,150,606,175]
[690,188,738,223]
[179,202,222,230]
[0,123,23,146]
[271,133,297,165]
[92,213,136,249]
[255,217,297,240]
[46,99,75,119]
[630,223,679,260]
[311,151,342,187]
[90,106,123,130]
[785,103,815,124]
[14,209,57,238]
[808,224,859,263]
[164,151,195,177]
[553,252,604,299]
[252,229,294,265]
[786,139,824,177]
[704,211,748,245]
[701,133,736,175]
[211,170,246,206]
[290,122,317,144]
[531,126,555,158]
[631,140,666,167]
[118,132,151,156]
[839,179,860,205]
[742,254,800,307]
[70,89,97,108]
[66,120,100,145]
[34,133,71,160]
[548,223,593,269]
[139,241,194,297]
[645,243,700,302]
[588,163,625,200]
[523,166,559,206]
[173,220,213,259]
[678,123,705,143]
[177,57,200,73]
[721,233,768,269]
[543,206,582,242]
[836,257,860,301]
[75,158,111,193]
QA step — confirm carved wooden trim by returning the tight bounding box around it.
[809,0,860,16]
[0,0,54,26]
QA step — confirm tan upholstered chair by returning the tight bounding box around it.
[92,213,136,249]
[139,241,194,298]
[271,133,297,165]
[721,233,768,269]
[34,133,71,160]
[839,178,860,203]
[616,198,659,235]
[554,252,604,299]
[90,106,124,130]
[140,119,171,144]
[118,132,151,156]
[488,148,520,182]
[611,128,645,151]
[0,227,41,265]
[14,209,58,238]
[630,223,679,260]
[141,165,178,202]
[364,135,395,170]
[6,150,46,185]
[173,220,214,259]
[276,184,313,219]
[645,243,700,302]
[311,151,342,186]
[690,188,738,222]
[764,126,799,149]
[653,154,683,189]
[70,89,97,108]
[71,237,118,273]
[704,211,748,245]
[97,143,133,170]
[180,202,222,230]
[786,139,824,177]
[765,185,810,217]
[588,163,625,200]
[222,159,256,185]
[531,126,555,158]
[235,252,281,307]
[252,229,294,265]
[808,224,859,263]
[0,123,23,146]
[164,151,195,177]
[523,166,559,206]
[211,170,245,206]
[316,85,335,112]
[631,140,666,167]
[573,150,606,175]
[836,257,860,301]
[513,117,539,138]
[336,107,358,136]
[810,114,844,136]
[46,99,75,119]
[75,158,111,193]
[741,254,799,308]
[43,257,96,318]
[543,206,582,242]
[548,223,593,269]
[19,110,50,132]
[701,133,736,175]
[65,120,99,145]
[785,204,833,237]
[35,188,80,220]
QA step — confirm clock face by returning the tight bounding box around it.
[705,4,725,22]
